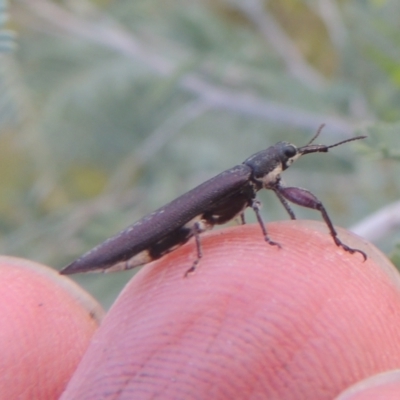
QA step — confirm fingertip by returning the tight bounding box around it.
[0,256,103,399]
[61,221,400,399]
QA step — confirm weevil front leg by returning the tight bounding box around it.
[273,183,367,260]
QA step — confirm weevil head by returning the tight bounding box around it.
[243,128,366,188]
[243,141,301,187]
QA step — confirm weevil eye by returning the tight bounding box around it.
[284,145,297,159]
[281,145,298,169]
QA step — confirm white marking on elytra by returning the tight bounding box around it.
[106,250,153,272]
[183,216,212,233]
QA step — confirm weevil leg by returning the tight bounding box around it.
[251,199,281,248]
[274,183,367,261]
[272,186,297,220]
[184,221,203,277]
[234,213,246,225]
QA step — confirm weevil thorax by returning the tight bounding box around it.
[243,141,302,188]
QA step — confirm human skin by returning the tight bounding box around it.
[3,221,400,399]
[58,220,400,400]
[335,370,400,400]
[0,256,104,399]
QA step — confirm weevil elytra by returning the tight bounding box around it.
[60,126,367,276]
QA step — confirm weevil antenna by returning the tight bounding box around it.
[305,124,326,146]
[326,135,367,150]
[298,127,366,155]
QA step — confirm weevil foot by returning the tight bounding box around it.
[184,259,200,277]
[335,239,367,262]
[265,237,282,249]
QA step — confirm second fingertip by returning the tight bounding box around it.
[0,256,103,399]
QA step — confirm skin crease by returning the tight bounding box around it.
[4,221,400,399]
[0,256,104,400]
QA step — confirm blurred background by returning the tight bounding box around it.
[1,0,400,308]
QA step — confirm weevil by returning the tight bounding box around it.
[60,126,367,276]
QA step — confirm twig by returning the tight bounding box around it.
[180,76,352,135]
[349,200,400,242]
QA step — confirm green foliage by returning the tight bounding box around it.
[2,0,400,307]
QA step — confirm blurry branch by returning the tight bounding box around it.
[15,0,172,74]
[15,0,356,136]
[350,200,400,242]
[228,0,326,90]
[314,0,370,120]
[180,75,353,134]
[104,100,210,194]
[316,0,347,50]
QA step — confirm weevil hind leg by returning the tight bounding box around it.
[274,183,367,261]
[318,204,367,261]
[333,237,367,261]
